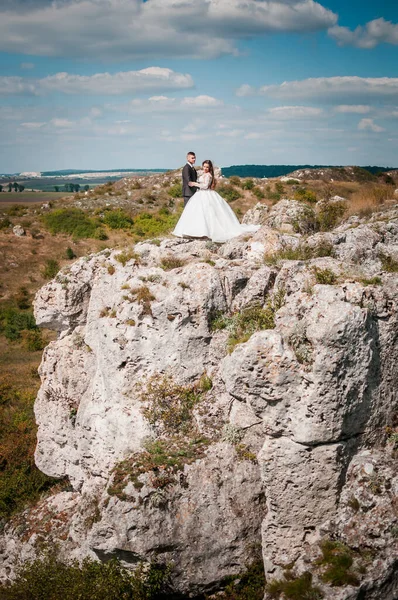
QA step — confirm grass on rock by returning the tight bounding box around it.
[0,554,170,600]
[210,290,285,353]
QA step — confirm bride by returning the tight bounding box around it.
[172,159,260,243]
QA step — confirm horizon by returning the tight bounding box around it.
[2,162,398,177]
[1,0,398,171]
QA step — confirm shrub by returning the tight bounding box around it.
[380,253,398,273]
[131,209,181,239]
[317,540,360,587]
[294,188,317,203]
[42,259,60,279]
[211,291,285,353]
[0,381,57,519]
[219,561,265,600]
[0,554,170,600]
[115,250,140,267]
[160,255,186,270]
[229,176,242,187]
[360,276,382,286]
[243,179,255,190]
[139,374,204,435]
[264,242,333,264]
[109,435,210,498]
[42,208,101,239]
[23,329,45,351]
[217,185,241,203]
[6,204,28,216]
[124,285,155,316]
[275,182,285,194]
[292,206,318,234]
[252,186,265,199]
[0,217,11,229]
[65,246,76,260]
[266,571,323,599]
[0,305,37,341]
[317,201,346,231]
[314,268,337,285]
[167,182,183,198]
[102,209,133,230]
[14,287,30,310]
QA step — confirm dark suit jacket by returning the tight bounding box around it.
[182,163,197,198]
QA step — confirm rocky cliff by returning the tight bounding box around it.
[1,199,397,599]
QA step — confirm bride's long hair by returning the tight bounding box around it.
[202,159,216,189]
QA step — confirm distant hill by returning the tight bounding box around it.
[221,164,394,178]
[40,168,169,177]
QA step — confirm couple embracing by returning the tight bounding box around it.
[172,151,259,243]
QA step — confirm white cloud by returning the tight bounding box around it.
[50,118,75,129]
[358,118,385,133]
[181,95,223,108]
[40,68,194,95]
[0,68,194,97]
[0,0,337,60]
[236,84,256,97]
[268,105,323,119]
[0,76,37,96]
[329,18,398,49]
[114,95,225,114]
[334,105,371,114]
[20,122,45,129]
[237,76,398,103]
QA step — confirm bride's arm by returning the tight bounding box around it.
[194,173,212,189]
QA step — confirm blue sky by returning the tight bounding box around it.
[0,0,397,172]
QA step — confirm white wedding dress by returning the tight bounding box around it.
[172,173,260,243]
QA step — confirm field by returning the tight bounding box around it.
[0,191,70,205]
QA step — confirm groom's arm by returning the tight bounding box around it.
[182,164,193,196]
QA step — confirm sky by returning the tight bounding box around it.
[0,0,397,172]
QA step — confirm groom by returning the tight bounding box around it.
[182,151,197,206]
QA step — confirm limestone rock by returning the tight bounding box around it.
[12,225,25,236]
[1,207,398,598]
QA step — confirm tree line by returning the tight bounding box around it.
[54,184,90,192]
[0,183,25,192]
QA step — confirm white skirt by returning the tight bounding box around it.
[172,190,260,243]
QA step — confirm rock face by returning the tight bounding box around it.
[1,201,398,599]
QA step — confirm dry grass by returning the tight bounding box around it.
[347,184,396,218]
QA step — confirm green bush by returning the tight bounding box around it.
[0,305,37,341]
[314,268,337,285]
[24,329,46,351]
[317,201,346,231]
[0,216,11,229]
[243,179,255,190]
[102,209,133,230]
[380,253,398,273]
[219,561,265,600]
[42,259,60,279]
[266,571,323,599]
[229,176,242,187]
[294,188,317,203]
[252,186,265,199]
[65,247,76,260]
[167,182,183,198]
[317,540,360,587]
[217,185,241,203]
[42,208,101,239]
[131,209,181,239]
[0,554,170,600]
[14,287,31,310]
[0,380,57,519]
